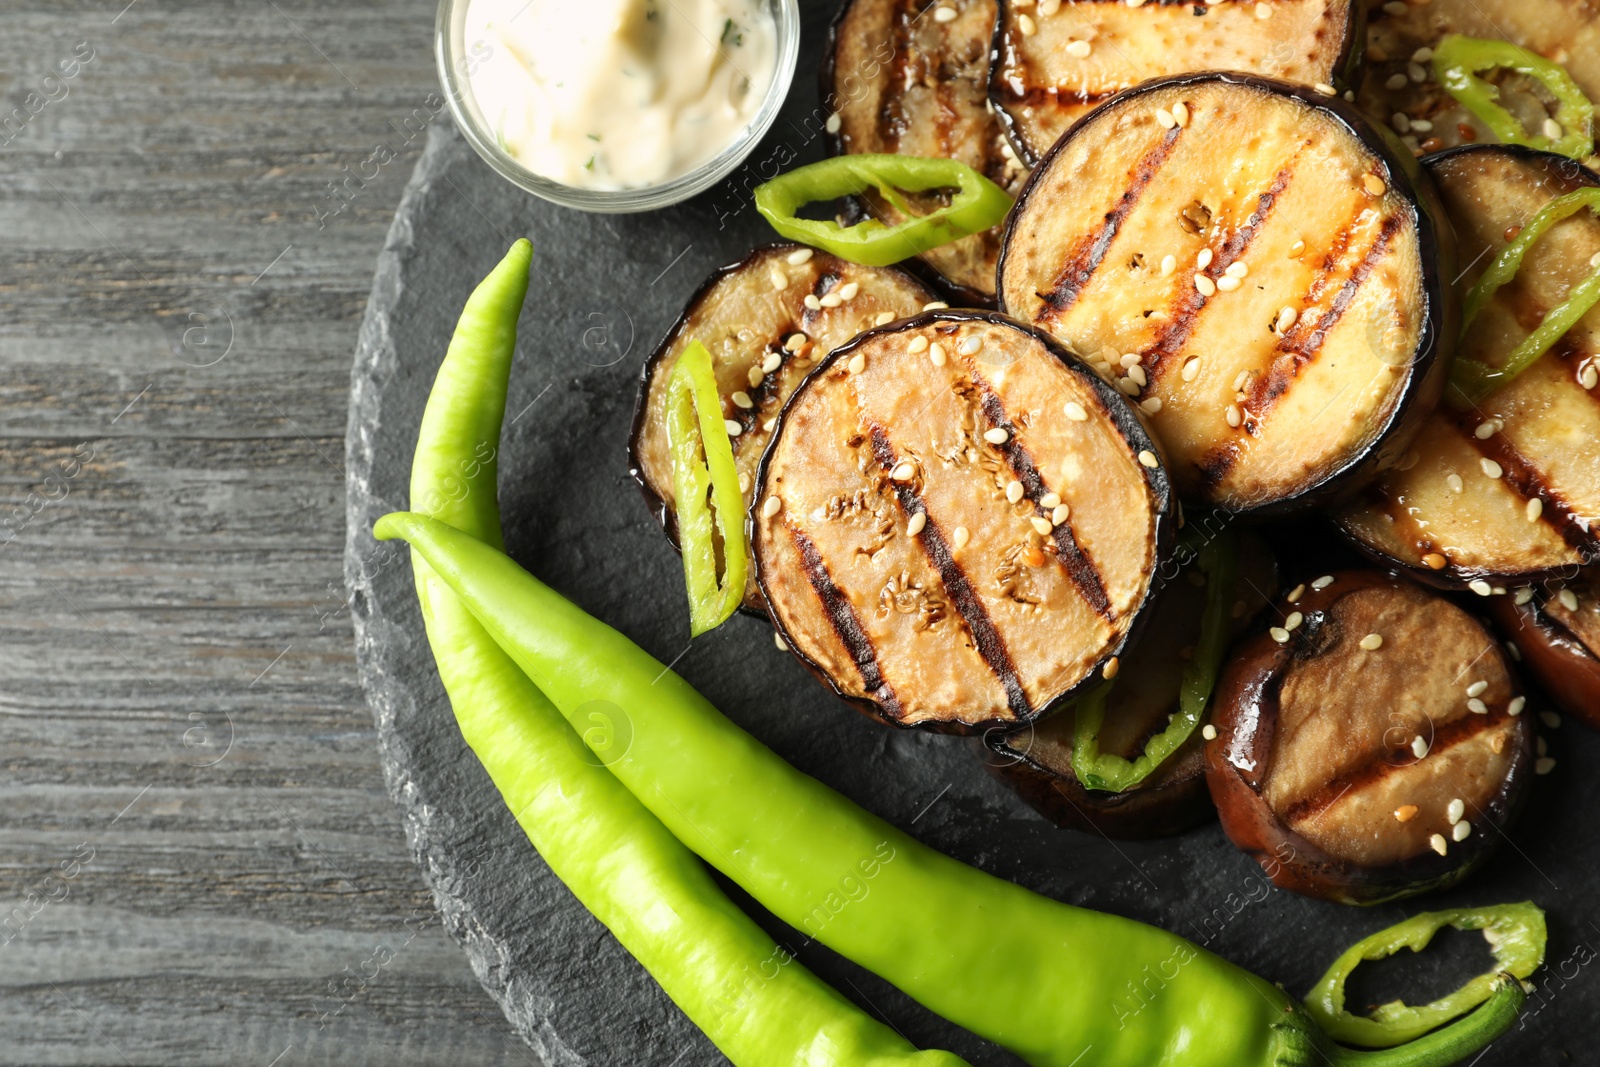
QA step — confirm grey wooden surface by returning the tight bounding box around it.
[0,2,536,1063]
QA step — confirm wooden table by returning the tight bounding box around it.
[0,3,533,1062]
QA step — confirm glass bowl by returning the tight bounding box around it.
[435,0,800,214]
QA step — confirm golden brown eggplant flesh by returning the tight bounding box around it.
[1206,570,1535,905]
[630,245,937,610]
[1338,146,1600,585]
[998,74,1455,515]
[824,0,1027,303]
[1357,0,1600,157]
[753,310,1175,733]
[986,529,1277,838]
[989,0,1363,166]
[1491,570,1600,733]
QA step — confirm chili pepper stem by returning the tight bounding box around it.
[1317,975,1525,1067]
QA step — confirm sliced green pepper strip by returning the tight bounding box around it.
[665,340,748,636]
[1306,903,1547,1048]
[754,155,1013,267]
[1451,188,1600,406]
[1071,529,1238,793]
[1433,35,1595,159]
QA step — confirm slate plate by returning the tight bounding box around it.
[345,7,1597,1062]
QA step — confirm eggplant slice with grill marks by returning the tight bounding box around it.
[1357,0,1600,157]
[989,0,1363,166]
[630,245,937,610]
[1338,146,1600,585]
[1206,570,1535,905]
[753,310,1174,733]
[824,0,1026,304]
[1491,570,1600,732]
[985,530,1277,839]
[998,74,1455,515]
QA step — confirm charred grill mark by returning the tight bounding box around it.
[877,3,917,154]
[1143,168,1294,380]
[1450,411,1600,555]
[972,384,1115,619]
[1036,127,1182,320]
[994,84,1119,110]
[801,269,843,334]
[867,423,1033,718]
[1279,707,1512,826]
[788,522,904,718]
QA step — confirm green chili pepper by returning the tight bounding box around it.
[666,340,748,636]
[754,155,1013,267]
[1072,529,1238,793]
[402,241,969,1067]
[1306,903,1546,1048]
[1433,35,1596,160]
[374,509,1535,1067]
[1451,188,1600,406]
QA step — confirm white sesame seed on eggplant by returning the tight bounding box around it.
[1356,0,1600,156]
[989,0,1363,166]
[1338,147,1600,585]
[985,530,1277,838]
[823,0,1026,304]
[1205,570,1535,905]
[629,245,936,611]
[1491,569,1600,733]
[998,74,1456,516]
[752,310,1175,733]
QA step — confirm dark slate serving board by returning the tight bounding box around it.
[345,7,1597,1062]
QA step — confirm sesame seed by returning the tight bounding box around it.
[1127,365,1148,387]
[1509,696,1526,716]
[1383,0,1408,12]
[1128,0,1148,8]
[1466,680,1488,697]
[787,247,814,266]
[764,351,785,373]
[1194,274,1216,296]
[929,342,947,367]
[1119,351,1141,368]
[1066,39,1092,58]
[1410,118,1433,132]
[1408,62,1427,83]
[1225,404,1242,428]
[1102,656,1120,680]
[1203,723,1219,740]
[1196,248,1214,269]
[1140,397,1163,414]
[1480,457,1503,479]
[1289,239,1307,257]
[1216,276,1242,292]
[1285,611,1303,631]
[848,353,866,374]
[874,311,895,326]
[1172,101,1189,127]
[1181,357,1201,382]
[958,336,982,356]
[1385,73,1409,91]
[1412,46,1433,62]
[804,294,822,311]
[1412,736,1429,759]
[907,511,927,536]
[1232,371,1251,392]
[1255,1,1271,16]
[825,113,842,134]
[1052,503,1071,525]
[1017,11,1037,32]
[1541,710,1562,728]
[1276,306,1299,333]
[770,268,789,290]
[1138,450,1159,468]
[908,336,929,353]
[731,391,754,409]
[738,472,752,494]
[1040,492,1061,509]
[953,526,970,550]
[1559,588,1579,611]
[891,461,916,481]
[1031,516,1053,535]
[1474,419,1498,439]
[820,292,843,308]
[839,282,861,302]
[762,495,782,518]
[1392,112,1411,133]
[1446,472,1464,492]
[1312,575,1335,590]
[1161,254,1177,276]
[1452,820,1472,842]
[1469,579,1492,596]
[1156,108,1176,129]
[1006,480,1025,503]
[1394,804,1418,822]
[1286,584,1306,602]
[1360,633,1384,651]
[1226,261,1249,279]
[933,4,957,21]
[1507,641,1522,663]
[1363,173,1388,196]
[923,300,948,312]
[1514,586,1534,605]
[1581,364,1599,390]
[747,366,765,389]
[1429,833,1448,856]
[725,419,743,437]
[774,631,787,650]
[984,427,1010,445]
[1270,626,1290,643]
[1536,757,1556,775]
[1446,798,1465,824]
[1468,697,1488,714]
[1313,83,1336,97]
[1065,401,1089,422]
[1118,377,1142,396]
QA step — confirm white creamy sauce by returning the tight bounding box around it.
[462,0,777,190]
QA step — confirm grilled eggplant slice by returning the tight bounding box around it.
[1491,571,1600,732]
[631,245,936,610]
[1206,570,1535,905]
[986,530,1277,838]
[998,74,1454,514]
[1358,0,1600,156]
[1337,146,1600,586]
[989,0,1363,166]
[753,310,1174,733]
[825,0,1026,303]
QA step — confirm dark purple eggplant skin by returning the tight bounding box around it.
[993,71,1460,520]
[1337,145,1600,593]
[1204,570,1535,906]
[752,307,1178,735]
[1491,587,1600,734]
[985,4,1368,169]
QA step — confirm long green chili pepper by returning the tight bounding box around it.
[1451,188,1600,406]
[1072,529,1238,793]
[374,510,1534,1067]
[401,240,969,1067]
[754,155,1013,267]
[1432,35,1595,160]
[665,340,748,635]
[1306,903,1546,1048]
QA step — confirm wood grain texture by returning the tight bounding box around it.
[0,1,533,1062]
